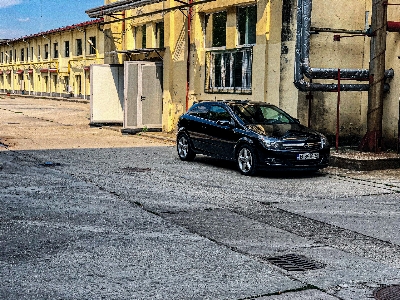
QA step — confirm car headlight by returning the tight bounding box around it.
[259,137,282,150]
[320,134,329,149]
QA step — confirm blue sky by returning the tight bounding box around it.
[0,0,104,39]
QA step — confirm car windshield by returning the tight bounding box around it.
[231,104,296,125]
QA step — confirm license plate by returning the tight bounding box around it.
[297,153,319,160]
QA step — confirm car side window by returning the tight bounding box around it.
[208,105,231,122]
[260,107,291,123]
[188,104,209,118]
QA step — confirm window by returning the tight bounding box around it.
[231,104,293,125]
[0,52,3,63]
[205,47,252,94]
[31,47,33,61]
[212,11,227,47]
[9,50,13,62]
[188,104,209,118]
[21,48,24,61]
[64,76,70,92]
[44,44,49,59]
[38,46,41,60]
[237,5,257,45]
[53,43,58,58]
[209,105,231,121]
[156,22,164,48]
[64,41,70,57]
[53,42,58,58]
[88,36,96,55]
[76,39,82,56]
[141,25,146,48]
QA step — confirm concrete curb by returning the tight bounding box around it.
[329,155,400,171]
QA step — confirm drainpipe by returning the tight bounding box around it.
[294,0,393,92]
[185,0,193,111]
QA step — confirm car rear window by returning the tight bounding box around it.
[188,104,209,118]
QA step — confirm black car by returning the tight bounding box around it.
[176,100,330,175]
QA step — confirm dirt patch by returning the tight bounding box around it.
[0,97,174,151]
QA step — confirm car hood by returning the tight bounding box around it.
[246,123,321,140]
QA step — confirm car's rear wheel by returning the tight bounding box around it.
[237,145,257,175]
[177,133,196,161]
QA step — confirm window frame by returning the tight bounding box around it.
[64,41,70,57]
[237,5,257,46]
[156,22,164,48]
[53,42,59,59]
[204,47,253,94]
[141,25,147,48]
[76,39,83,56]
[88,36,96,55]
[44,44,49,59]
[210,11,227,48]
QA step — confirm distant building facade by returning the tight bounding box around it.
[0,19,104,99]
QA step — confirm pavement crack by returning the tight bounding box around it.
[238,204,400,268]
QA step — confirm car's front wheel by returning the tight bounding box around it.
[177,133,196,161]
[237,145,257,175]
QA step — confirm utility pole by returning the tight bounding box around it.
[360,0,387,152]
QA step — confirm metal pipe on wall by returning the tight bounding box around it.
[294,0,393,92]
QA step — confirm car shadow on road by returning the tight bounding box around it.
[192,155,327,179]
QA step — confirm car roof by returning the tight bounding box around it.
[194,100,274,106]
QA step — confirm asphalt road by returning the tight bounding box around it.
[1,96,400,299]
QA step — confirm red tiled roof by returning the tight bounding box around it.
[0,18,103,45]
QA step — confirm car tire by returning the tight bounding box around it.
[236,144,257,176]
[177,133,196,161]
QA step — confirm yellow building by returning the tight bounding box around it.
[0,19,104,99]
[87,0,400,149]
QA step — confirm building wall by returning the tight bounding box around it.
[300,0,400,147]
[0,20,104,99]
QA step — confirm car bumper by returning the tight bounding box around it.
[257,148,330,171]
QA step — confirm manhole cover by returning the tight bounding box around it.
[266,254,325,271]
[374,285,400,300]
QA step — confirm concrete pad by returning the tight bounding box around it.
[276,193,400,245]
[259,289,339,299]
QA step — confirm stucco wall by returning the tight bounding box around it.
[103,0,400,147]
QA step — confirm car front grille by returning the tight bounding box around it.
[281,141,321,151]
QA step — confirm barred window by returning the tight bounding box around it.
[205,47,252,94]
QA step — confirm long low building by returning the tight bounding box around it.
[0,19,104,100]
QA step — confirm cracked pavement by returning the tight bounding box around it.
[1,96,400,299]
